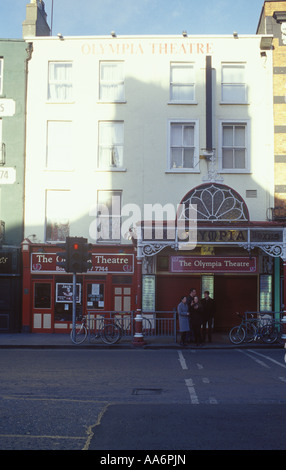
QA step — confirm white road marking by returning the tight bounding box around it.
[185,378,199,404]
[178,350,188,370]
[247,350,286,369]
[237,349,270,368]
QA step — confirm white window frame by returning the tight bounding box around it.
[97,121,124,170]
[48,61,73,102]
[45,190,71,242]
[0,59,3,95]
[218,120,250,173]
[99,61,125,103]
[96,190,122,243]
[167,119,199,173]
[46,121,73,170]
[169,62,196,103]
[221,63,247,104]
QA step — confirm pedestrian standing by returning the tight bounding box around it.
[177,296,189,346]
[190,296,203,346]
[186,288,196,342]
[201,290,215,343]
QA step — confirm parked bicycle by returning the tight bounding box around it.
[70,314,121,345]
[70,312,153,345]
[229,312,280,345]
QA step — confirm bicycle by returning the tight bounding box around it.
[229,312,279,344]
[71,312,153,345]
[70,315,121,345]
[113,311,153,338]
[229,312,250,344]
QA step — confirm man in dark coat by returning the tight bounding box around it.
[186,288,196,342]
[201,290,215,343]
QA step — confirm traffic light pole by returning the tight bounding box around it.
[72,272,77,342]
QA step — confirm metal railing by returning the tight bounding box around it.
[86,310,177,341]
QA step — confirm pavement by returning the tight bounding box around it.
[0,331,284,349]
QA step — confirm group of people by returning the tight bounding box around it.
[177,288,215,346]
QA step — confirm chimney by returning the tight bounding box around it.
[22,0,51,38]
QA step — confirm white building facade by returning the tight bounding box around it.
[22,32,286,333]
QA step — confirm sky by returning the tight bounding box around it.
[1,0,266,39]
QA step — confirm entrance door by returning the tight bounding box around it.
[214,275,257,330]
[32,280,54,332]
[156,275,201,311]
[0,278,21,332]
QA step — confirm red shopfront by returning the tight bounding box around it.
[21,242,138,333]
[155,252,259,330]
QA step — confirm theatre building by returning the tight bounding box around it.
[21,0,286,332]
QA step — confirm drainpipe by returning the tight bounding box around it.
[206,55,212,152]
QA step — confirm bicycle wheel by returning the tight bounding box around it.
[102,323,122,344]
[261,324,278,344]
[142,317,153,336]
[229,325,246,344]
[70,324,87,344]
[245,322,256,343]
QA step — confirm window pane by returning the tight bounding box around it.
[171,125,182,146]
[222,149,233,169]
[183,126,194,146]
[47,121,73,168]
[48,62,73,101]
[222,65,245,83]
[234,126,245,146]
[170,64,195,101]
[223,126,233,146]
[171,148,182,168]
[183,148,194,168]
[234,149,245,168]
[46,191,70,241]
[97,191,121,242]
[98,122,124,168]
[100,62,124,101]
[34,283,51,309]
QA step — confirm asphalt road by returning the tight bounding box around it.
[0,348,286,451]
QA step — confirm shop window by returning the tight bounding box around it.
[201,275,214,299]
[34,283,51,309]
[86,283,105,309]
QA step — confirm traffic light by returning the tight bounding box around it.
[82,241,93,273]
[56,241,69,272]
[56,237,92,273]
[69,237,92,273]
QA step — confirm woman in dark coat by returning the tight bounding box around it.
[190,296,203,345]
[177,296,189,346]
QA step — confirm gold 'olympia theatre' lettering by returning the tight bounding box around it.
[81,41,214,56]
[197,230,247,243]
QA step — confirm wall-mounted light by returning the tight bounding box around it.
[111,31,116,37]
[182,30,188,37]
[233,31,238,38]
[57,33,64,40]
